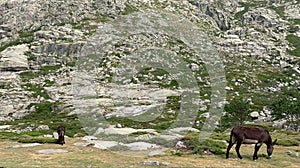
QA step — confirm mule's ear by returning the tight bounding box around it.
[273,139,277,145]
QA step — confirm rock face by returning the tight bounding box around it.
[0,44,29,71]
[0,0,299,133]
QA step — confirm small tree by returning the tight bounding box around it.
[219,97,251,131]
[270,88,300,131]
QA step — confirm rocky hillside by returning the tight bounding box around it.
[0,0,299,135]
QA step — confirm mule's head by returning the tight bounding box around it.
[267,139,277,157]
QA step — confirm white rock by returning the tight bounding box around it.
[175,141,187,149]
[53,132,59,139]
[91,140,119,150]
[148,150,166,157]
[250,111,260,118]
[8,143,42,148]
[0,125,11,130]
[43,134,53,138]
[82,136,98,141]
[37,149,68,154]
[36,125,50,131]
[123,142,160,151]
[169,127,200,133]
[116,123,122,128]
[0,44,29,71]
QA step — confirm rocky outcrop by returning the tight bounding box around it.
[189,1,231,30]
[0,44,29,71]
[0,0,299,133]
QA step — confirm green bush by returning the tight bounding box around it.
[17,137,57,144]
[277,139,299,146]
[182,133,227,155]
[219,97,252,131]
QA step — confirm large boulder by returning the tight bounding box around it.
[0,44,29,71]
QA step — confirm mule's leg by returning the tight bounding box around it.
[253,143,262,161]
[235,142,243,159]
[226,142,234,159]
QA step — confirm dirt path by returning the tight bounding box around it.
[0,138,299,168]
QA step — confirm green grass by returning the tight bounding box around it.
[234,3,251,19]
[44,79,55,87]
[40,64,62,74]
[272,130,300,146]
[286,34,300,57]
[21,83,51,99]
[0,38,33,52]
[0,27,41,52]
[234,1,270,20]
[0,82,10,89]
[292,19,300,25]
[0,102,86,138]
[24,51,37,62]
[181,132,227,155]
[121,4,138,15]
[19,64,62,82]
[17,137,58,144]
[271,6,285,18]
[0,131,57,144]
[19,71,40,81]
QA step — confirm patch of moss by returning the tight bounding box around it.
[286,34,300,57]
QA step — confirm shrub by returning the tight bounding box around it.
[181,133,227,155]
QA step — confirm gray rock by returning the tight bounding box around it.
[36,125,50,131]
[0,125,11,130]
[0,44,29,71]
[91,140,119,150]
[169,127,200,133]
[37,149,68,154]
[123,142,160,151]
[175,141,187,149]
[138,161,170,166]
[53,132,59,139]
[73,142,93,147]
[8,143,42,148]
[81,136,98,141]
[148,150,166,157]
[116,123,122,128]
[43,134,53,138]
[158,134,184,141]
[138,161,160,166]
[250,111,260,118]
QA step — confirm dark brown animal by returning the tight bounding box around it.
[226,126,277,161]
[57,125,65,145]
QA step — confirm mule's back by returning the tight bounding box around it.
[231,126,270,143]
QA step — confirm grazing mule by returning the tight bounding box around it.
[57,125,66,145]
[226,126,277,161]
